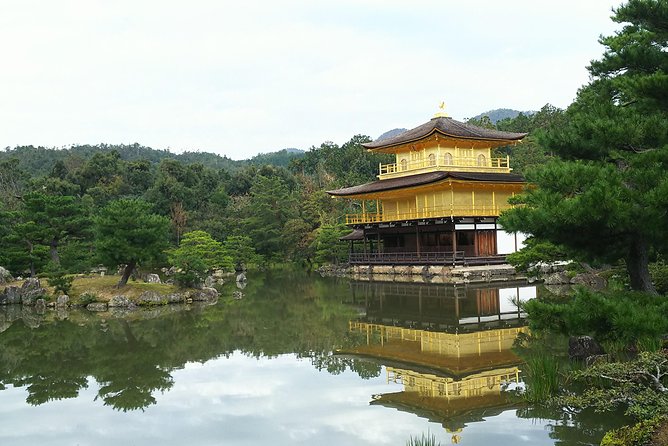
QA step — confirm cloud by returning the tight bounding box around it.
[0,0,620,158]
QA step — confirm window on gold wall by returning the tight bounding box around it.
[477,154,487,166]
[444,152,453,165]
[400,158,408,171]
[428,153,436,166]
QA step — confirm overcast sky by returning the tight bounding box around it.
[1,0,621,160]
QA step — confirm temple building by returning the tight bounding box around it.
[328,108,527,265]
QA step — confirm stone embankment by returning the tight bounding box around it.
[318,263,524,284]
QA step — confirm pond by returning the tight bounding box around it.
[0,271,628,445]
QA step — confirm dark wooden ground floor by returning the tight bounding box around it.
[345,217,518,266]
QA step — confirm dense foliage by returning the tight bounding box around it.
[524,288,668,347]
[0,134,395,279]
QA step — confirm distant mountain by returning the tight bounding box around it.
[285,148,305,154]
[376,128,408,141]
[470,108,536,124]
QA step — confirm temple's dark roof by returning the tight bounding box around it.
[327,171,524,197]
[339,229,364,241]
[363,117,527,150]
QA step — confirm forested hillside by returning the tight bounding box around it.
[0,143,307,177]
[0,107,560,279]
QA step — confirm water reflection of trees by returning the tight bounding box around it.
[0,272,376,411]
[517,405,629,446]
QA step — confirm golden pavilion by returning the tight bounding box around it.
[328,108,527,265]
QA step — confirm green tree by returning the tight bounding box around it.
[243,174,297,262]
[94,199,170,287]
[311,224,350,266]
[500,0,668,293]
[168,230,233,287]
[22,192,89,265]
[222,235,260,270]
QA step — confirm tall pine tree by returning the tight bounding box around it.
[501,0,668,293]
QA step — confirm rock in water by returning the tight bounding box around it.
[108,295,132,307]
[56,295,70,307]
[20,278,47,305]
[233,291,244,300]
[35,298,47,313]
[86,302,108,312]
[189,287,219,301]
[568,335,605,360]
[236,272,247,283]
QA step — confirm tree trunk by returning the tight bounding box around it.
[50,238,60,265]
[627,237,658,295]
[117,261,136,288]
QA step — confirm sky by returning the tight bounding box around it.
[1,0,621,160]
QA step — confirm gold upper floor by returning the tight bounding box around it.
[377,137,511,180]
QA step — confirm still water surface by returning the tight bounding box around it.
[0,272,627,445]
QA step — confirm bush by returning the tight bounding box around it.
[168,231,233,287]
[601,416,666,445]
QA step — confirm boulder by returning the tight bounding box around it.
[236,272,247,283]
[570,273,607,290]
[86,302,108,312]
[20,278,47,305]
[56,295,70,307]
[137,291,184,306]
[233,291,244,300]
[189,287,219,301]
[569,335,605,361]
[0,266,13,284]
[0,286,22,305]
[236,280,246,290]
[543,271,571,285]
[108,295,132,308]
[145,273,161,284]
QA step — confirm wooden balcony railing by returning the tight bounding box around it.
[345,204,512,225]
[349,251,465,265]
[379,155,511,179]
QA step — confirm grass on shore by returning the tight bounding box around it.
[1,274,180,303]
[68,275,179,301]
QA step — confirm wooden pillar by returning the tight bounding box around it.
[416,223,421,258]
[474,221,478,257]
[363,228,367,256]
[377,232,381,254]
[452,226,457,260]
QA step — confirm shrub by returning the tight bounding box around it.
[77,292,98,306]
[46,271,74,296]
[650,260,668,295]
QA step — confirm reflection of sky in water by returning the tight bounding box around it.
[0,352,557,446]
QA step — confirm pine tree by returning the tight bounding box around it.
[500,0,668,293]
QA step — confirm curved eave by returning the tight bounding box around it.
[326,171,525,199]
[362,127,527,152]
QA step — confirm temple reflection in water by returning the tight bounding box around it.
[343,280,535,438]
